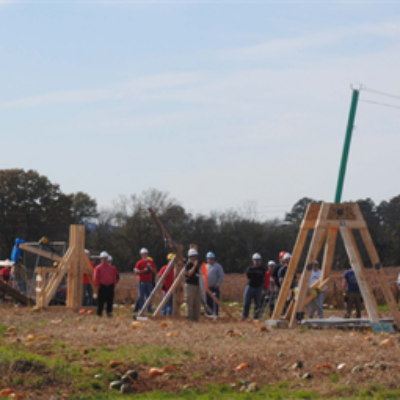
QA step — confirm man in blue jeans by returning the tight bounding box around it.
[134,248,157,313]
[242,253,266,321]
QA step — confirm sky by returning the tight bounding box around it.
[1,0,400,219]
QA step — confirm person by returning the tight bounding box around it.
[93,251,117,317]
[134,248,157,313]
[242,253,266,320]
[83,250,95,306]
[278,253,292,286]
[342,266,362,319]
[184,248,202,321]
[11,258,27,295]
[205,251,225,316]
[272,251,286,289]
[0,262,12,302]
[308,260,324,319]
[158,253,175,316]
[263,260,277,316]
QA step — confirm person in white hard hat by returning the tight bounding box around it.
[93,251,117,317]
[278,253,292,285]
[134,248,157,313]
[184,248,202,321]
[242,253,266,320]
[205,251,225,316]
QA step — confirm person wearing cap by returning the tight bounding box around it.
[134,248,157,313]
[263,260,277,315]
[278,253,293,286]
[93,251,117,317]
[242,253,266,320]
[158,253,176,316]
[308,260,324,319]
[83,250,95,306]
[0,262,12,302]
[185,248,202,321]
[10,258,27,296]
[205,252,224,316]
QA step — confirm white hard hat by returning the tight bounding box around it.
[188,248,198,257]
[283,253,292,260]
[100,251,109,259]
[268,260,276,266]
[85,249,90,254]
[108,255,113,262]
[252,253,262,260]
[140,248,149,255]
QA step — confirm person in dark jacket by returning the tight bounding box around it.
[242,253,266,320]
[185,248,202,321]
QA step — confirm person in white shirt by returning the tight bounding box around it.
[308,260,324,319]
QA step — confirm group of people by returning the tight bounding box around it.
[0,242,364,322]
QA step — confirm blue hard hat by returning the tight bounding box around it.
[206,251,215,259]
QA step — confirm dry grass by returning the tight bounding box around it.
[1,305,400,399]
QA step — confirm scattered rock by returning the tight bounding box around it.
[277,352,285,358]
[351,365,363,373]
[302,373,313,380]
[246,382,258,393]
[126,370,138,380]
[120,384,133,394]
[109,381,122,390]
[337,363,347,371]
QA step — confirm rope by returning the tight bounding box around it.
[361,86,400,102]
[359,99,400,110]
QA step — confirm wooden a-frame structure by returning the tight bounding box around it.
[271,202,400,329]
[19,225,95,310]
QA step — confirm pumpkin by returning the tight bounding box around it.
[149,368,165,376]
[234,362,248,371]
[166,331,179,337]
[87,310,95,315]
[157,322,168,328]
[0,389,15,396]
[163,365,180,372]
[379,338,394,347]
[79,309,87,315]
[109,360,124,368]
[131,322,142,329]
[26,334,35,341]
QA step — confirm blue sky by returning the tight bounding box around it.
[1,1,400,218]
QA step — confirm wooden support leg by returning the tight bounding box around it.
[289,204,330,328]
[359,227,400,327]
[321,228,338,282]
[340,225,380,323]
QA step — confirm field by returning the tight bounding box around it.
[1,304,400,400]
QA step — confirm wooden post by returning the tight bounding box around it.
[358,227,400,327]
[173,245,184,316]
[339,225,380,323]
[321,228,338,281]
[272,203,321,320]
[289,203,330,328]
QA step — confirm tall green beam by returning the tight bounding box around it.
[334,89,360,203]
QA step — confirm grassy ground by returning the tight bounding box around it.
[1,304,400,400]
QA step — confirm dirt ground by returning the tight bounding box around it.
[1,305,400,399]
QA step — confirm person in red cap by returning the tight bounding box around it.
[94,251,117,317]
[158,253,175,316]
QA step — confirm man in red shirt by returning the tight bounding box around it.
[134,248,156,314]
[83,250,95,306]
[0,263,12,302]
[158,253,175,316]
[94,251,118,317]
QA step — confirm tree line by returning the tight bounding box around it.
[1,169,400,274]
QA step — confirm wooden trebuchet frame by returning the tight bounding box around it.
[148,208,236,321]
[272,202,400,329]
[20,225,95,310]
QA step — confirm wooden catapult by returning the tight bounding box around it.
[271,202,400,329]
[20,225,94,310]
[135,209,236,321]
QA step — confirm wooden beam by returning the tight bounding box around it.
[340,225,380,323]
[138,256,176,317]
[20,244,63,262]
[271,203,321,320]
[289,203,330,328]
[358,227,400,327]
[0,280,33,305]
[36,267,60,275]
[321,228,338,282]
[303,277,331,307]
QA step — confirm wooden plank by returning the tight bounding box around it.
[0,280,33,305]
[340,225,380,323]
[289,203,331,328]
[302,220,366,230]
[271,203,321,320]
[19,244,63,262]
[284,299,295,321]
[36,267,60,275]
[321,228,338,281]
[303,277,331,307]
[358,226,400,327]
[43,247,75,308]
[172,245,184,317]
[138,256,176,317]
